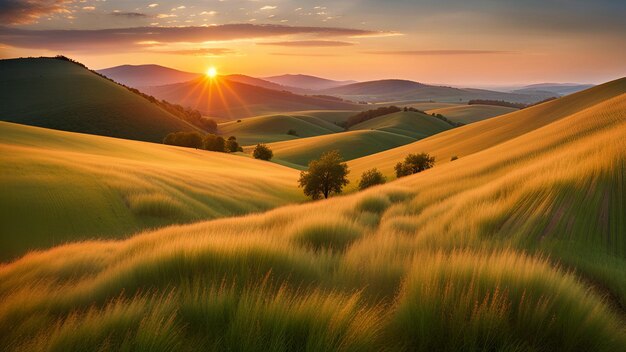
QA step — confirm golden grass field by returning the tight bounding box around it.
[0,80,624,350]
[0,122,303,261]
[426,104,518,124]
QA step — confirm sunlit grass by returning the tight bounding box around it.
[0,81,625,350]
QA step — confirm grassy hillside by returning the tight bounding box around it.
[219,112,346,145]
[349,110,454,139]
[426,104,518,124]
[0,122,304,261]
[246,130,416,168]
[142,77,360,119]
[0,82,624,351]
[348,77,626,183]
[0,58,197,143]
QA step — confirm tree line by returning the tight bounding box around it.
[163,132,274,161]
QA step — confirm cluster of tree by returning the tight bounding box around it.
[298,151,436,199]
[163,132,243,152]
[309,95,350,102]
[287,129,299,136]
[54,55,87,68]
[343,106,402,128]
[468,99,527,109]
[394,152,435,178]
[430,112,464,127]
[252,144,273,160]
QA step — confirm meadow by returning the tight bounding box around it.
[425,104,519,124]
[0,122,303,261]
[0,80,624,351]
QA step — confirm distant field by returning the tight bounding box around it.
[349,111,454,139]
[0,81,624,351]
[243,110,452,167]
[219,111,351,145]
[0,58,197,143]
[0,122,304,261]
[426,104,518,124]
[246,130,416,167]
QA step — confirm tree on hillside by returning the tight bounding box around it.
[225,136,242,153]
[203,134,225,152]
[253,144,273,160]
[163,131,203,148]
[358,168,386,190]
[298,150,350,200]
[395,152,435,178]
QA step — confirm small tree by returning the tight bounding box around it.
[298,150,349,199]
[395,153,435,178]
[203,134,225,152]
[287,129,298,136]
[225,136,240,153]
[358,168,386,190]
[253,144,273,160]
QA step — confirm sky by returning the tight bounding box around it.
[0,0,625,86]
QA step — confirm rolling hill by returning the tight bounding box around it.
[97,64,202,88]
[0,58,198,143]
[347,77,626,183]
[426,104,518,124]
[322,79,555,104]
[142,77,361,119]
[246,130,417,168]
[0,121,304,261]
[513,83,594,96]
[262,74,357,90]
[218,111,351,145]
[349,110,454,139]
[223,74,302,93]
[0,80,624,351]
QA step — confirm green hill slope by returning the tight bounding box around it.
[0,58,197,143]
[0,122,304,261]
[219,112,345,145]
[349,110,454,138]
[426,104,518,124]
[0,82,624,351]
[247,130,416,167]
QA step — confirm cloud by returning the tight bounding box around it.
[110,12,148,18]
[82,6,95,11]
[363,50,514,55]
[148,3,159,8]
[157,48,235,56]
[260,6,276,11]
[270,52,340,57]
[0,24,380,52]
[0,0,71,25]
[258,40,354,47]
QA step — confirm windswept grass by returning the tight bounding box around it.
[0,122,304,261]
[0,82,625,350]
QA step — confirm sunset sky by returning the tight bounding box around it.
[1,0,624,86]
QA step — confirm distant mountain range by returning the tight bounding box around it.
[262,74,357,90]
[512,83,594,96]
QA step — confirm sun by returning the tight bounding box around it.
[206,66,217,78]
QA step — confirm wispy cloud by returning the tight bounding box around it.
[157,48,235,56]
[258,40,354,47]
[364,50,514,55]
[110,12,148,18]
[0,24,380,52]
[0,0,71,25]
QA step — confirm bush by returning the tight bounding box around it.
[395,153,435,178]
[358,168,386,190]
[287,129,298,136]
[450,155,458,161]
[298,150,349,199]
[203,134,225,152]
[225,136,240,153]
[163,132,203,148]
[253,144,273,160]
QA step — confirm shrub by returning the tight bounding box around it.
[358,168,386,190]
[225,136,240,153]
[298,150,349,199]
[163,132,203,148]
[395,153,435,178]
[292,220,362,251]
[450,155,458,161]
[253,144,273,160]
[287,129,298,136]
[203,134,225,152]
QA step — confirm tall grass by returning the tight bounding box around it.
[0,84,625,350]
